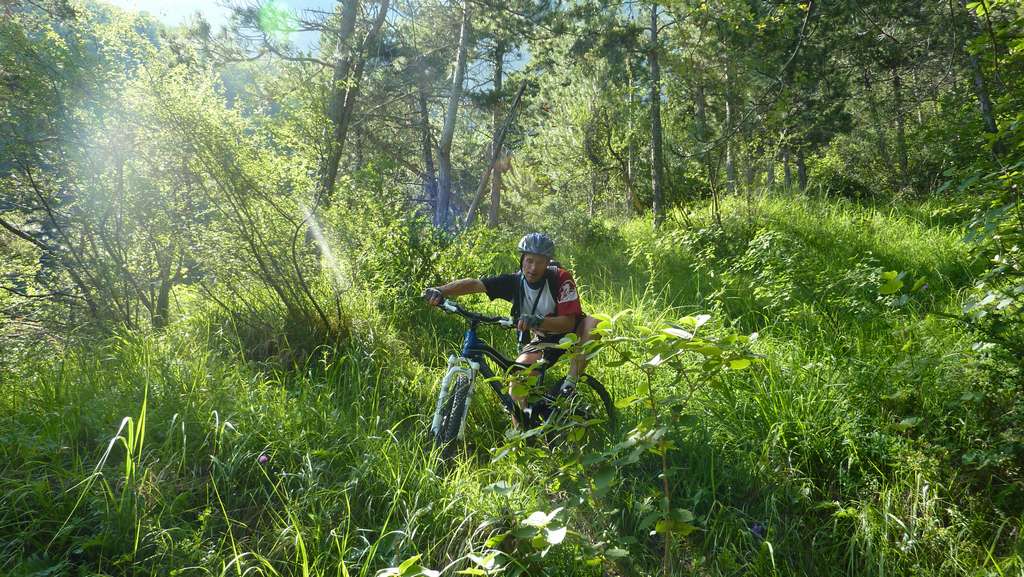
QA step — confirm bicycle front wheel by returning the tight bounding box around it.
[434,372,472,460]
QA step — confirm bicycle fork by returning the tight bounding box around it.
[430,355,479,439]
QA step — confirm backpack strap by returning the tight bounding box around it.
[546,265,559,301]
[512,271,524,345]
[511,270,523,319]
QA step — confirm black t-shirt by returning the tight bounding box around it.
[480,267,584,344]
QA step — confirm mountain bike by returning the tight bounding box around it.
[429,299,616,460]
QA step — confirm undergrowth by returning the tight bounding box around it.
[2,194,1022,576]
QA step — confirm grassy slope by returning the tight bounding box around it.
[2,194,1019,576]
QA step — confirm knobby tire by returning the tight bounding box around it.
[581,374,617,433]
[435,373,471,460]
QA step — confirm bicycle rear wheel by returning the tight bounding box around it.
[580,374,616,433]
[540,374,616,443]
[434,373,471,460]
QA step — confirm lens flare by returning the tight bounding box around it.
[302,204,349,291]
[258,0,294,42]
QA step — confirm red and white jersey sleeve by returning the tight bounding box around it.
[554,268,583,318]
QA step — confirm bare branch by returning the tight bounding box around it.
[0,216,48,250]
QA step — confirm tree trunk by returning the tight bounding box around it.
[783,147,792,190]
[589,169,597,218]
[796,148,807,191]
[967,52,998,134]
[649,3,665,228]
[489,41,505,228]
[152,250,176,329]
[959,0,998,135]
[337,0,390,172]
[418,83,438,211]
[892,66,908,185]
[316,0,361,205]
[435,2,471,229]
[695,80,711,186]
[464,83,526,228]
[766,154,775,187]
[626,58,637,214]
[861,69,891,165]
[724,60,737,194]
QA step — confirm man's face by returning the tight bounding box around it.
[521,252,550,283]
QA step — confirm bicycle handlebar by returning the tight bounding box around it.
[438,299,515,328]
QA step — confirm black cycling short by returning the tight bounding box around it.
[519,333,569,367]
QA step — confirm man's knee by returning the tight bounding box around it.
[510,352,542,401]
[577,315,600,341]
[514,351,543,367]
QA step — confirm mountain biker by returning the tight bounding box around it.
[422,233,598,418]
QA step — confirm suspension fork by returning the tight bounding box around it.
[430,354,480,437]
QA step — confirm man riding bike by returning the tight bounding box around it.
[422,233,598,422]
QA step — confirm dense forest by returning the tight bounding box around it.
[2,0,1023,575]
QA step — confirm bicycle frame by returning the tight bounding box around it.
[430,303,532,438]
[429,299,615,448]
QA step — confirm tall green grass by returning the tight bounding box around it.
[3,194,1021,576]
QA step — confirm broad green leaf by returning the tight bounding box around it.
[546,527,567,545]
[896,416,921,431]
[615,396,639,409]
[557,333,579,349]
[468,552,497,570]
[676,523,698,537]
[484,481,513,496]
[663,327,694,340]
[605,547,629,559]
[646,354,665,367]
[510,383,529,400]
[594,466,616,490]
[697,345,722,357]
[638,511,660,530]
[523,508,562,528]
[729,358,752,370]
[673,508,695,523]
[484,533,509,548]
[513,526,538,539]
[880,276,904,295]
[960,391,983,402]
[398,555,421,575]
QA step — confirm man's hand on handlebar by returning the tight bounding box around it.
[422,287,444,306]
[518,313,544,332]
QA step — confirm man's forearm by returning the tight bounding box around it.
[539,314,577,334]
[437,278,485,297]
